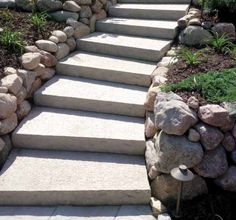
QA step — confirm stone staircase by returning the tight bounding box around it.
[0,0,189,218]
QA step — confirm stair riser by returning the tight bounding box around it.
[13,135,145,155]
[77,40,170,62]
[56,64,151,87]
[109,8,187,20]
[34,94,145,117]
[119,0,190,3]
[0,191,151,206]
[96,22,176,39]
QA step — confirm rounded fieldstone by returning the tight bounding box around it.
[73,24,91,38]
[21,52,41,70]
[16,100,31,120]
[37,0,62,12]
[49,36,59,44]
[66,37,76,52]
[155,131,203,173]
[187,96,199,110]
[17,69,37,93]
[0,74,23,95]
[222,132,236,152]
[55,43,70,60]
[63,0,81,12]
[144,86,160,112]
[4,67,18,75]
[188,128,200,142]
[50,11,79,22]
[36,40,58,53]
[145,140,158,172]
[0,113,18,135]
[52,30,67,43]
[63,26,75,38]
[0,93,17,119]
[39,51,57,67]
[194,146,228,178]
[16,87,27,104]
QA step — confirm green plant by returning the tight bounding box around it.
[176,48,207,66]
[31,12,48,32]
[0,9,14,25]
[0,28,24,54]
[207,32,235,54]
[162,69,236,103]
[199,0,236,11]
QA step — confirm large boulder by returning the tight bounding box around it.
[215,166,236,192]
[0,74,23,95]
[0,93,17,119]
[154,99,198,135]
[15,0,34,11]
[179,26,212,46]
[37,0,62,12]
[50,11,79,22]
[17,69,37,93]
[198,104,231,129]
[194,146,228,178]
[155,131,203,173]
[151,174,208,203]
[195,122,224,150]
[212,23,236,41]
[0,113,18,135]
[36,40,58,53]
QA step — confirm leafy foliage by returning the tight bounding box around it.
[207,32,235,54]
[199,0,236,11]
[162,69,236,103]
[175,48,208,66]
[0,28,24,54]
[31,12,48,32]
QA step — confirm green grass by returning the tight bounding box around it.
[161,69,236,103]
[31,12,48,32]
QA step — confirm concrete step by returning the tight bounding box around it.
[109,4,189,20]
[119,0,190,3]
[12,107,145,155]
[96,17,178,39]
[0,205,156,220]
[77,32,171,62]
[34,76,147,117]
[0,149,151,205]
[56,51,155,86]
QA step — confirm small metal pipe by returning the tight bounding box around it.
[176,181,183,217]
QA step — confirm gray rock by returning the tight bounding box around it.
[0,113,18,135]
[154,99,198,135]
[16,100,31,120]
[37,0,62,12]
[1,74,23,95]
[194,146,228,178]
[179,26,212,46]
[15,0,34,11]
[222,132,236,152]
[55,43,70,60]
[231,150,236,164]
[155,131,203,173]
[151,174,208,203]
[17,69,37,92]
[188,128,200,142]
[215,166,236,192]
[63,26,74,38]
[221,102,236,117]
[145,140,158,172]
[39,50,57,67]
[80,6,92,18]
[74,23,91,38]
[0,135,12,167]
[0,93,17,119]
[212,22,236,41]
[187,96,199,110]
[195,122,224,150]
[0,0,15,8]
[63,0,81,12]
[66,37,77,52]
[50,11,79,22]
[36,40,57,53]
[52,30,67,43]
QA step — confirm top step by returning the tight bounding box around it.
[119,0,191,4]
[109,4,189,20]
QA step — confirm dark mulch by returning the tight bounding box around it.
[169,184,236,220]
[0,8,66,78]
[165,47,236,105]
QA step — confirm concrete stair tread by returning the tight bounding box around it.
[56,51,155,86]
[119,0,190,3]
[0,149,150,205]
[34,75,147,117]
[77,32,171,61]
[0,205,156,219]
[12,107,145,154]
[98,17,178,29]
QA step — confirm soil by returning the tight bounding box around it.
[165,47,236,105]
[0,8,66,78]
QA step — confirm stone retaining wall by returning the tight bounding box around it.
[0,0,116,167]
[144,50,236,205]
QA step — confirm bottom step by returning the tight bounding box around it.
[0,149,150,205]
[0,205,156,220]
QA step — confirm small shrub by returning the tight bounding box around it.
[0,28,24,54]
[175,48,207,66]
[207,32,235,54]
[162,69,236,103]
[31,12,48,32]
